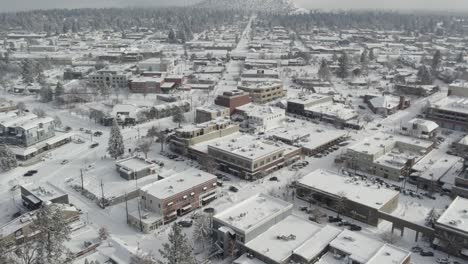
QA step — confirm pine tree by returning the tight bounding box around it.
[417,65,434,85]
[360,49,369,74]
[336,52,350,79]
[172,107,186,128]
[158,224,196,264]
[168,29,177,43]
[193,213,212,250]
[21,59,35,84]
[317,59,331,81]
[456,51,465,63]
[432,50,442,70]
[40,85,54,102]
[0,144,17,171]
[55,81,65,98]
[369,48,375,61]
[108,121,125,159]
[34,204,71,264]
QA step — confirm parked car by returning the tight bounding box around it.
[61,160,69,165]
[65,126,72,132]
[420,251,434,257]
[436,258,449,263]
[23,172,34,177]
[229,186,239,192]
[85,129,92,134]
[349,224,362,231]
[177,220,192,228]
[411,246,422,253]
[93,131,103,137]
[269,176,279,181]
[328,216,342,223]
[90,143,99,148]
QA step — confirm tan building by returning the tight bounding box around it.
[346,132,433,181]
[238,81,285,104]
[169,118,239,155]
[207,134,300,180]
[195,105,230,124]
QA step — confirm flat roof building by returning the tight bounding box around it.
[296,169,399,226]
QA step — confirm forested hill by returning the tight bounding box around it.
[196,0,298,13]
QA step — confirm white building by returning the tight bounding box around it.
[236,104,285,132]
[401,118,439,139]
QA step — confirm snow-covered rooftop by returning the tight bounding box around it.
[208,134,285,161]
[266,121,346,149]
[432,96,468,115]
[366,244,411,264]
[369,95,400,109]
[214,193,293,234]
[412,150,463,181]
[245,215,321,263]
[293,225,342,262]
[298,169,399,209]
[140,168,216,200]
[347,132,432,157]
[436,196,468,234]
[116,157,157,172]
[329,230,383,263]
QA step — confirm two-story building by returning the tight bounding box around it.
[128,168,217,233]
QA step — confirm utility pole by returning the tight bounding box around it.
[125,192,129,224]
[137,197,143,232]
[100,180,105,208]
[80,169,84,194]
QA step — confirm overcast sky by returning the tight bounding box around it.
[1,0,468,12]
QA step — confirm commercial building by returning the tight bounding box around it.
[213,193,293,257]
[287,94,360,130]
[266,121,346,156]
[401,118,439,139]
[88,66,132,89]
[214,194,410,264]
[207,134,300,180]
[426,96,468,131]
[236,104,285,132]
[115,156,158,181]
[195,105,230,124]
[448,81,468,97]
[215,90,252,115]
[346,132,433,181]
[410,151,463,192]
[137,58,174,73]
[0,204,80,248]
[20,183,69,210]
[0,113,55,147]
[237,82,285,104]
[296,169,400,226]
[365,95,410,116]
[128,76,165,94]
[129,168,217,233]
[433,196,468,259]
[170,118,239,155]
[328,230,411,264]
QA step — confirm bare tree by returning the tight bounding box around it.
[335,191,347,218]
[380,231,401,244]
[98,227,109,241]
[138,139,153,159]
[192,213,213,250]
[200,156,217,173]
[53,115,62,128]
[16,102,26,115]
[32,108,46,118]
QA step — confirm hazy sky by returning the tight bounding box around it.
[1,0,468,12]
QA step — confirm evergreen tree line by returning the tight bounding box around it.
[0,7,241,36]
